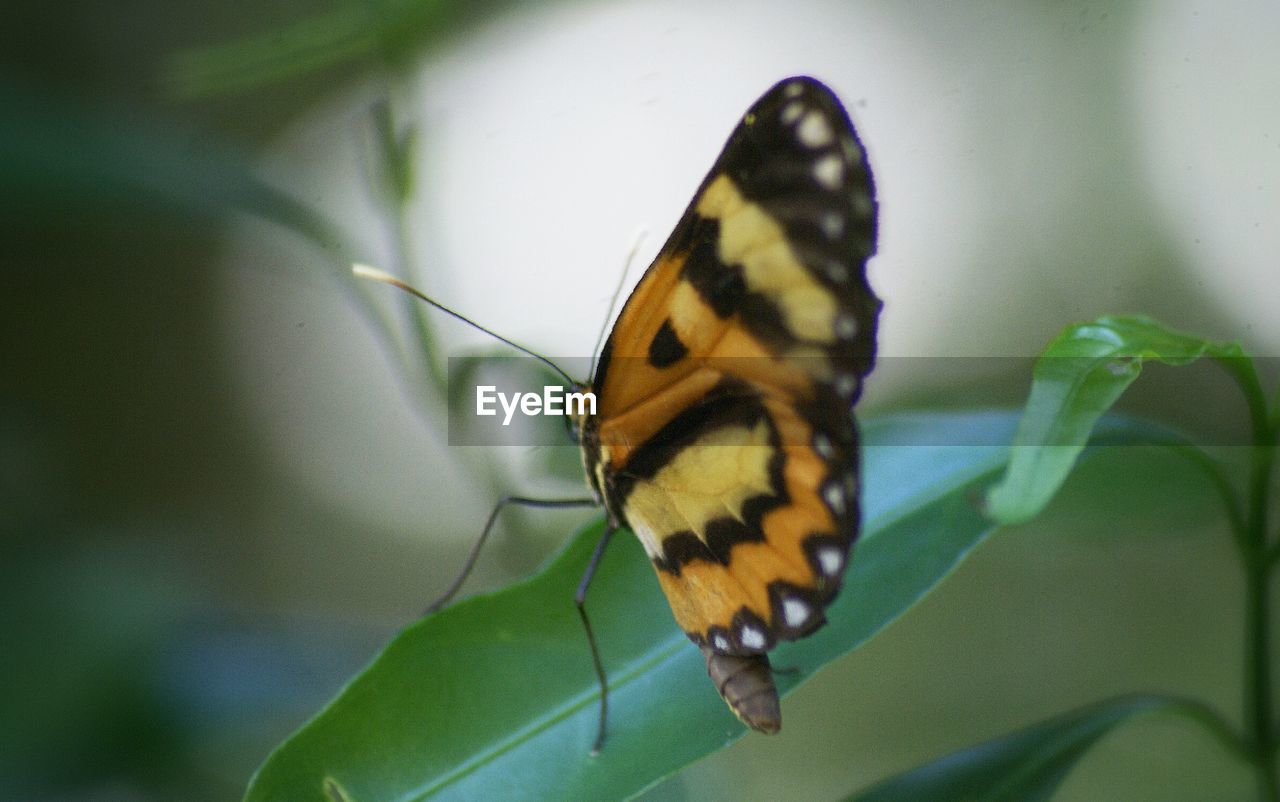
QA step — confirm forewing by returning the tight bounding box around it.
[588,75,880,655]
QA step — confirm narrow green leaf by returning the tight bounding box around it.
[243,412,1018,801]
[848,695,1225,802]
[984,315,1247,525]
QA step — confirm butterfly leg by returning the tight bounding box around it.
[575,522,618,755]
[425,495,597,615]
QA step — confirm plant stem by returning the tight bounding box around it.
[1244,401,1278,801]
[368,97,545,553]
[1215,355,1278,801]
[1246,561,1276,800]
[386,193,450,399]
[1246,550,1277,801]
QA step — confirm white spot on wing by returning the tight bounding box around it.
[713,634,730,652]
[825,260,849,283]
[813,154,844,189]
[853,192,875,218]
[781,101,804,125]
[782,597,810,629]
[835,374,858,398]
[823,482,845,514]
[785,81,805,98]
[797,111,834,147]
[821,213,844,239]
[814,433,834,459]
[739,625,766,650]
[835,313,858,340]
[817,546,844,577]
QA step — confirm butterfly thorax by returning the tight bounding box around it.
[570,386,614,521]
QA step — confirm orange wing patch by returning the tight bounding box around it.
[632,393,853,648]
[579,76,879,732]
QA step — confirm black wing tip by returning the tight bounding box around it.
[766,74,834,92]
[754,75,845,110]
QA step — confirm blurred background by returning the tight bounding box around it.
[3,0,1277,799]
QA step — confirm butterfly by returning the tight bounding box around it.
[359,74,879,750]
[570,75,880,739]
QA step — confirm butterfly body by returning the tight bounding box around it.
[573,76,880,732]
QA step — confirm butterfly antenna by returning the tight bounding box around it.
[588,229,648,381]
[353,264,579,388]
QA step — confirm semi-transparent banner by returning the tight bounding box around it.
[445,355,1270,447]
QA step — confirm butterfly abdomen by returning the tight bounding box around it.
[702,645,781,734]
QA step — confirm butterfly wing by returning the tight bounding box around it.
[581,76,879,728]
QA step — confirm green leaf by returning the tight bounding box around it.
[984,315,1247,525]
[849,695,1189,802]
[164,0,519,98]
[244,411,1021,801]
